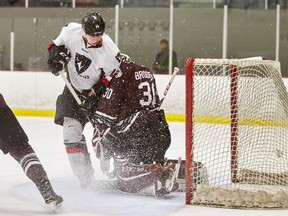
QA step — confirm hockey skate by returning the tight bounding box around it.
[37,180,63,212]
[154,157,181,197]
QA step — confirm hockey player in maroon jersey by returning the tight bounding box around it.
[47,11,121,189]
[0,94,63,210]
[92,57,179,196]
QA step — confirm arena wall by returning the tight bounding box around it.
[1,8,288,76]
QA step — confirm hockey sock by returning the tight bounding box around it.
[9,143,50,188]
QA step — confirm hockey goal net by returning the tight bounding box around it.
[185,57,288,208]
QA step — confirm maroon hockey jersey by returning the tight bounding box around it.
[95,62,160,133]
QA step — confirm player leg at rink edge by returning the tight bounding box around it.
[54,88,97,190]
[0,94,63,211]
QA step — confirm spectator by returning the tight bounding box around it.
[152,39,177,74]
[282,0,287,9]
[2,0,24,7]
[242,0,254,9]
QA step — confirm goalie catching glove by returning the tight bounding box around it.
[47,44,71,76]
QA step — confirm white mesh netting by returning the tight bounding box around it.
[187,58,288,209]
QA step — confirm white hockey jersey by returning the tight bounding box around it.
[53,22,121,92]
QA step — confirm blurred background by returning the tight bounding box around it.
[0,0,287,76]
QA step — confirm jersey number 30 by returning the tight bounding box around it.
[138,81,157,107]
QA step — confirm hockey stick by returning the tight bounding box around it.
[58,70,95,126]
[239,56,264,61]
[158,67,180,109]
[59,70,82,106]
[166,157,182,192]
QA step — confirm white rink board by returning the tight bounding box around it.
[0,71,185,114]
[1,71,288,116]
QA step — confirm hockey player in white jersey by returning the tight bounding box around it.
[47,11,121,189]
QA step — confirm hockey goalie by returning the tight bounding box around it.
[91,58,181,197]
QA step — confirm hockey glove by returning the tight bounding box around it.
[83,95,98,112]
[80,95,98,123]
[47,45,71,76]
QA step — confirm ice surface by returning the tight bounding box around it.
[0,117,287,216]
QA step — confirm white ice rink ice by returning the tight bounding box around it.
[0,117,288,216]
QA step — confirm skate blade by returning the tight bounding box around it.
[48,201,62,213]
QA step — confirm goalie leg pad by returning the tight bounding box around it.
[115,160,164,193]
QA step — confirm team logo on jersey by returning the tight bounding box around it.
[75,53,92,74]
[115,52,121,63]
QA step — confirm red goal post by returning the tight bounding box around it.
[185,57,288,208]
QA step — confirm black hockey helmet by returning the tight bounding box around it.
[81,11,105,36]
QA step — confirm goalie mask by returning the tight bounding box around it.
[81,12,105,36]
